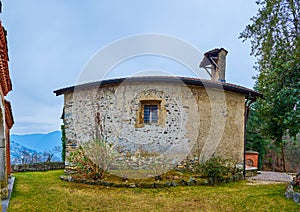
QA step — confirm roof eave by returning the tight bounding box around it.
[54,76,262,99]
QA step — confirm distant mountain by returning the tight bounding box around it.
[10,140,61,164]
[10,140,42,164]
[10,131,62,163]
[11,131,62,152]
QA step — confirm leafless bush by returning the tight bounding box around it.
[69,139,117,179]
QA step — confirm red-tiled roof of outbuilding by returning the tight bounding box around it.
[0,22,12,96]
[4,100,13,129]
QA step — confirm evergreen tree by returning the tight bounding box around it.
[240,0,300,171]
[246,103,270,170]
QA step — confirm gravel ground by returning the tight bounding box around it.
[248,171,293,182]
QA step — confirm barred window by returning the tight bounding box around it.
[135,99,163,128]
[144,105,158,124]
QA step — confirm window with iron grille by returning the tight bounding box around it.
[144,105,158,123]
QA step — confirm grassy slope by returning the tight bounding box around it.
[8,170,300,211]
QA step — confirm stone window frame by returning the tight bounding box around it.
[135,98,166,128]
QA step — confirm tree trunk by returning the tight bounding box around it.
[281,142,287,172]
[289,0,299,36]
[272,150,275,171]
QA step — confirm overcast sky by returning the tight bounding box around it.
[2,1,259,135]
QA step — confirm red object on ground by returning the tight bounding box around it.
[245,151,259,168]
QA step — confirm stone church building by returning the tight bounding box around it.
[55,48,261,172]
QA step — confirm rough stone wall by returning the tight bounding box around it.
[63,81,245,167]
[0,99,7,199]
[213,90,245,163]
[188,86,245,163]
[11,162,65,172]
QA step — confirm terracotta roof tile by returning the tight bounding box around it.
[0,22,12,96]
[4,100,13,129]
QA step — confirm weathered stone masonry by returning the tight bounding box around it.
[55,77,261,170]
[54,48,262,172]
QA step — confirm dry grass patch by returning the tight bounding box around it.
[247,180,289,185]
[8,170,300,211]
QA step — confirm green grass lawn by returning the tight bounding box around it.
[8,170,300,211]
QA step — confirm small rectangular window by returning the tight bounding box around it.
[144,105,158,123]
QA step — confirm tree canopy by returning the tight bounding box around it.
[240,0,300,171]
